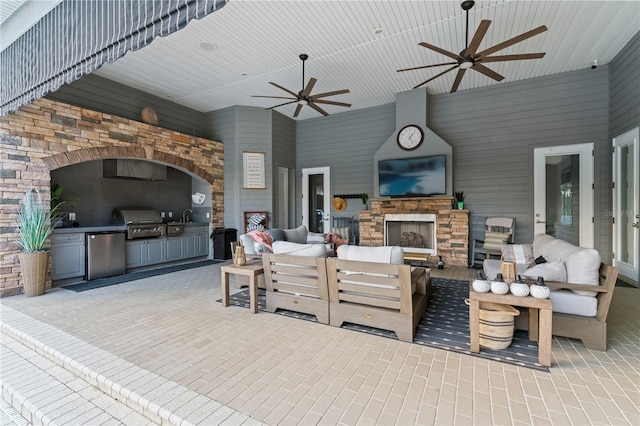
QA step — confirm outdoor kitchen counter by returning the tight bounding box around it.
[52,225,126,234]
[51,223,209,234]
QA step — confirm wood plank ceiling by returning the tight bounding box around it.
[5,1,640,120]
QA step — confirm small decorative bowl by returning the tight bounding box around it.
[510,282,530,297]
[491,280,509,295]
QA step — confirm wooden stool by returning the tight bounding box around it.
[500,261,516,282]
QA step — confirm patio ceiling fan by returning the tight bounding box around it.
[397,0,548,93]
[252,54,351,117]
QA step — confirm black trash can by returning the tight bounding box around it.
[211,227,237,260]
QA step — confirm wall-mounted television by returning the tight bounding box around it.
[378,155,446,197]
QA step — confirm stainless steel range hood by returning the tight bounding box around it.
[103,159,167,181]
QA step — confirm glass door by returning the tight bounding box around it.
[613,128,639,283]
[534,143,594,247]
[302,167,330,233]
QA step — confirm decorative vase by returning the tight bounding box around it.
[530,276,551,299]
[491,273,509,295]
[18,252,48,297]
[510,275,530,297]
[234,245,246,266]
[457,201,464,209]
[472,271,491,293]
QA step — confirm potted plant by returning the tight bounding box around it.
[361,193,369,210]
[51,183,78,227]
[16,189,64,296]
[455,191,465,209]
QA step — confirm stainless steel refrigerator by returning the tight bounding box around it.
[86,232,126,280]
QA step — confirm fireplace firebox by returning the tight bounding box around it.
[384,214,437,255]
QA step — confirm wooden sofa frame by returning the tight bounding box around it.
[326,257,431,342]
[262,253,330,324]
[516,263,618,351]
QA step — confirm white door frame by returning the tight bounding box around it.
[533,143,594,248]
[612,127,639,282]
[302,167,330,233]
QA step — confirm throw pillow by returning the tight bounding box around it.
[266,228,285,242]
[246,213,266,232]
[482,231,511,250]
[523,259,567,283]
[283,225,308,244]
[331,227,350,240]
[501,244,535,267]
[564,247,601,296]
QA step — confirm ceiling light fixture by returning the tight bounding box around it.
[374,27,383,35]
[459,60,473,70]
[198,41,217,51]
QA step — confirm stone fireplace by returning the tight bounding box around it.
[359,197,469,268]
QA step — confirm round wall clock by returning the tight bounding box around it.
[397,124,424,151]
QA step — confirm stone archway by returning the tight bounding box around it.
[0,98,225,297]
[43,146,215,184]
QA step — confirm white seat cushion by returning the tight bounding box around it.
[549,289,598,317]
[337,245,404,264]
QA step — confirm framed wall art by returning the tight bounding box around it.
[242,151,266,189]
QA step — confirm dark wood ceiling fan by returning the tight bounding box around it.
[252,54,351,117]
[397,0,548,93]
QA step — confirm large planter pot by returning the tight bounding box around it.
[18,252,49,297]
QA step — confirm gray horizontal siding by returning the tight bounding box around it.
[205,107,238,229]
[608,31,639,270]
[272,111,296,228]
[296,104,396,221]
[48,74,205,137]
[610,31,639,137]
[429,67,610,247]
[205,106,273,231]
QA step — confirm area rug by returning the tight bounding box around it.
[63,260,222,292]
[222,278,549,372]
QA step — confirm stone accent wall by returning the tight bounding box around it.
[0,98,224,297]
[359,197,469,268]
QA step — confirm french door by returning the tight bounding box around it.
[302,167,330,233]
[612,128,639,283]
[533,143,594,247]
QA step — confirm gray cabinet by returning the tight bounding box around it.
[184,226,209,259]
[165,236,184,262]
[126,239,165,269]
[51,233,85,280]
[125,227,209,270]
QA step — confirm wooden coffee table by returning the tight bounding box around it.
[468,279,553,367]
[221,260,264,313]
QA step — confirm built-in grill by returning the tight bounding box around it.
[112,208,166,240]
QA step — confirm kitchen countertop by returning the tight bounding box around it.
[52,225,127,234]
[51,222,210,234]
